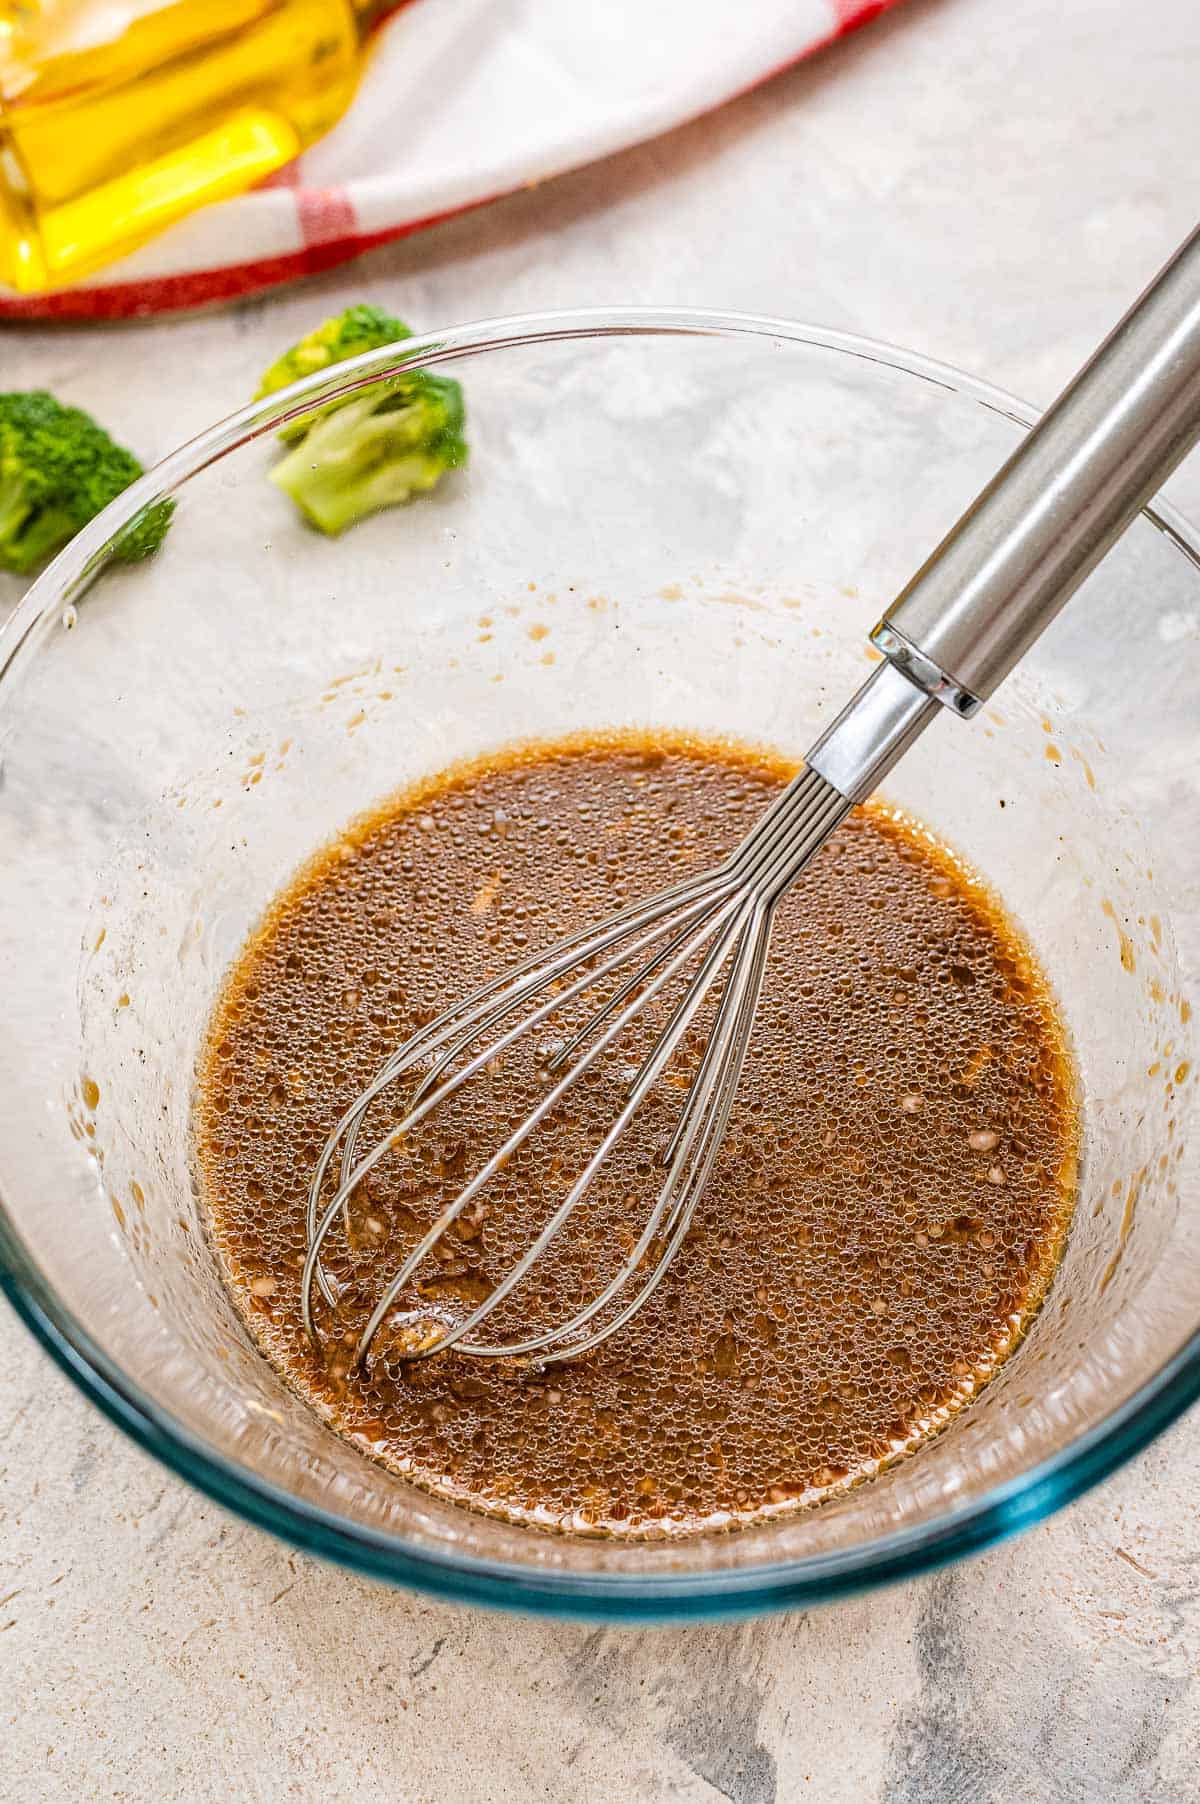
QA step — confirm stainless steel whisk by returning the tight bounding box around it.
[305,225,1200,1370]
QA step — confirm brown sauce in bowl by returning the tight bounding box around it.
[196,732,1078,1536]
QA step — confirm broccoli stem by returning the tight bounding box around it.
[0,472,31,547]
[268,388,465,536]
[278,452,449,535]
[0,474,76,574]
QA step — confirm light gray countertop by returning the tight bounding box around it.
[3,1,1199,1797]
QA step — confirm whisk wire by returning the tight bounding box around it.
[318,859,740,1226]
[442,893,768,1361]
[510,905,775,1364]
[304,874,740,1318]
[545,912,775,1364]
[309,766,830,1311]
[344,886,752,1365]
[304,762,857,1366]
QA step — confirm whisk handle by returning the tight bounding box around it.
[875,222,1200,711]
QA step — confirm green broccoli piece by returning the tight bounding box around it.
[112,497,177,564]
[269,370,467,537]
[0,390,172,576]
[257,304,466,535]
[255,303,412,442]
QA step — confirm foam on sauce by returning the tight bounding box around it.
[196,732,1078,1536]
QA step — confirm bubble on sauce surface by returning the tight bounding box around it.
[195,733,1078,1537]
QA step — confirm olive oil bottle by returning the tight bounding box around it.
[0,1,392,293]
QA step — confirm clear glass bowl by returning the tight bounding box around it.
[0,311,1196,1622]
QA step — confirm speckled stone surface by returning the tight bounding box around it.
[3,1,1200,1797]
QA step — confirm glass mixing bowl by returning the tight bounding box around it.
[0,311,1196,1621]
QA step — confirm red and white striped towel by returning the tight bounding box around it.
[0,0,896,320]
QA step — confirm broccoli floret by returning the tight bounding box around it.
[0,390,173,576]
[269,370,467,536]
[257,304,466,534]
[255,303,412,442]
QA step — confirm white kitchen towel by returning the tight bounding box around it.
[0,0,897,318]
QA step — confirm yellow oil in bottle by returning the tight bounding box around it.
[0,1,384,293]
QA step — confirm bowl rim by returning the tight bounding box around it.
[2,305,1198,1622]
